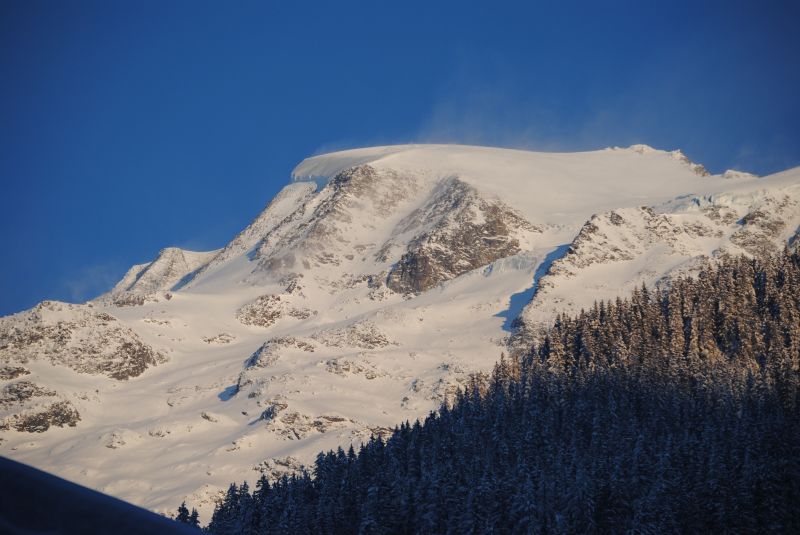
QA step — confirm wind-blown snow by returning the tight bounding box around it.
[293,144,749,223]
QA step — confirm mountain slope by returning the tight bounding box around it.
[517,169,800,338]
[0,144,797,520]
[202,251,800,534]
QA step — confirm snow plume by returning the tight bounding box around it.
[413,64,628,153]
[61,262,125,303]
[416,84,557,150]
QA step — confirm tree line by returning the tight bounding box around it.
[185,251,800,534]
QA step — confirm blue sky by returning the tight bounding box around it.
[1,0,798,315]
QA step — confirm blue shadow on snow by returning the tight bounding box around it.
[218,385,239,401]
[495,244,570,332]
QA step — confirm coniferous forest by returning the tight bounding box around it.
[191,251,800,534]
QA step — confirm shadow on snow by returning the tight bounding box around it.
[218,385,239,401]
[495,244,570,332]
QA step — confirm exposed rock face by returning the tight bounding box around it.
[252,456,305,481]
[261,408,354,441]
[730,194,798,257]
[516,189,800,345]
[0,366,29,381]
[202,333,235,345]
[0,301,166,380]
[386,178,539,294]
[548,206,720,276]
[245,337,315,369]
[1,400,80,433]
[311,320,394,349]
[235,337,318,399]
[324,357,384,380]
[102,428,143,449]
[0,380,56,408]
[629,144,710,176]
[236,295,314,328]
[252,165,422,274]
[0,371,82,433]
[108,292,154,307]
[279,273,305,295]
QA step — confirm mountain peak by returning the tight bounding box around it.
[292,144,728,224]
[111,247,218,295]
[3,144,798,522]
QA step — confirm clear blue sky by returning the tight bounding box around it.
[1,0,798,315]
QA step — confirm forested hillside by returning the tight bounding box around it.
[197,251,800,534]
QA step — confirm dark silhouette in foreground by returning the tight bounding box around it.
[0,456,200,535]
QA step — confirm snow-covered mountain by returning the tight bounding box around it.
[1,144,798,519]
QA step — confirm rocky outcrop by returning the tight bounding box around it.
[252,456,305,480]
[517,189,800,345]
[236,295,314,328]
[547,207,720,276]
[1,400,80,433]
[0,376,81,433]
[324,356,384,380]
[0,380,56,409]
[261,408,354,441]
[628,144,710,176]
[245,337,315,369]
[386,178,539,294]
[101,428,144,449]
[0,301,166,380]
[202,333,235,345]
[252,165,423,274]
[0,366,29,381]
[235,337,318,399]
[311,320,394,349]
[730,194,799,257]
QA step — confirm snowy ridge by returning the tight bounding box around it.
[0,144,796,521]
[292,144,738,223]
[517,170,800,336]
[191,182,319,280]
[111,247,219,296]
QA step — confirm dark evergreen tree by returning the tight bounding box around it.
[188,508,200,528]
[175,501,190,524]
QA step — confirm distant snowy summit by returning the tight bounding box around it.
[102,143,764,300]
[293,143,718,181]
[1,143,797,521]
[722,169,759,180]
[112,247,219,295]
[291,144,736,220]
